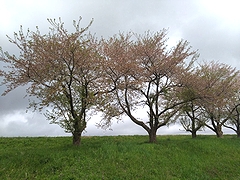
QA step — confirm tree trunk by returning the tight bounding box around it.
[237,131,240,138]
[72,118,86,146]
[148,129,157,143]
[72,131,82,146]
[237,125,240,138]
[216,125,223,138]
[192,131,197,138]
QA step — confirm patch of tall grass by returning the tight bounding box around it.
[0,135,239,179]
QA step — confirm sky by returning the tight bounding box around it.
[0,0,240,137]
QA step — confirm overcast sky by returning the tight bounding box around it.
[0,0,240,137]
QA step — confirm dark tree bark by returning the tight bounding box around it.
[192,131,197,138]
[148,128,157,143]
[216,125,223,138]
[237,130,240,138]
[71,116,86,146]
[73,131,82,146]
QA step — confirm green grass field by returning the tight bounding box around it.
[0,135,239,180]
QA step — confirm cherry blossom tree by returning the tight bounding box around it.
[195,61,239,137]
[100,30,198,143]
[0,18,106,145]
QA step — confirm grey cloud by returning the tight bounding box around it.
[180,15,240,68]
[0,86,29,114]
[0,111,67,137]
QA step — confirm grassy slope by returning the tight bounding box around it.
[0,135,239,180]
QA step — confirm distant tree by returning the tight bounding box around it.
[177,92,206,138]
[0,18,105,146]
[196,61,239,137]
[175,69,208,138]
[99,30,198,143]
[223,83,240,137]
